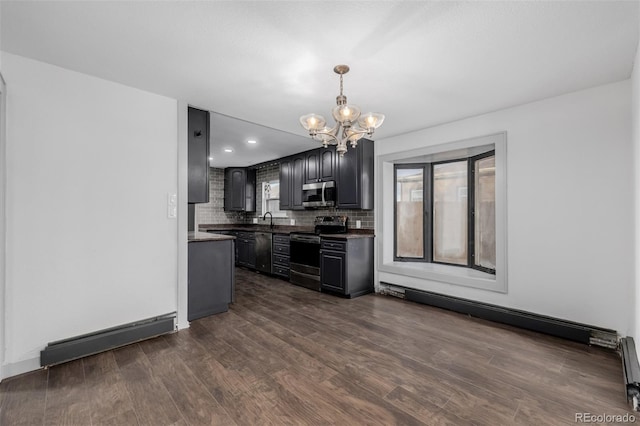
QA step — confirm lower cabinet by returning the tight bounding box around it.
[188,239,234,321]
[320,237,374,298]
[237,232,256,269]
[319,249,346,292]
[210,230,239,264]
[272,234,290,279]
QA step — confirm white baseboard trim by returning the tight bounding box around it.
[1,357,41,381]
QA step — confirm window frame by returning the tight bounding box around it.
[430,157,469,269]
[393,150,496,274]
[468,150,497,274]
[393,164,430,262]
[261,180,287,218]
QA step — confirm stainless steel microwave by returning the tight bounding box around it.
[302,181,336,208]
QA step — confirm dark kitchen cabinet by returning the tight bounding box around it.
[279,157,292,210]
[336,139,374,209]
[224,167,256,212]
[237,231,256,268]
[304,149,319,183]
[188,107,210,203]
[188,239,234,321]
[320,147,337,181]
[279,153,305,210]
[320,249,346,292]
[291,154,305,210]
[320,237,373,298]
[208,230,238,264]
[305,146,336,184]
[272,234,290,280]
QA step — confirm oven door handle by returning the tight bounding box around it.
[289,268,321,280]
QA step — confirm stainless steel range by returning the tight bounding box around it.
[289,216,348,291]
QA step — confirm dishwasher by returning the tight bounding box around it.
[254,232,273,274]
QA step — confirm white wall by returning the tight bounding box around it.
[0,75,6,379]
[1,52,179,378]
[0,1,5,379]
[633,24,640,343]
[376,80,634,335]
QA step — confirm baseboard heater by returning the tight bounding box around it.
[621,337,640,410]
[398,287,617,347]
[40,312,176,367]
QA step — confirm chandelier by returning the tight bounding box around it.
[299,65,385,157]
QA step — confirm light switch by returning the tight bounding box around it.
[290,219,295,226]
[167,193,177,219]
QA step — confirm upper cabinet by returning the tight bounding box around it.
[291,154,305,210]
[279,141,373,211]
[188,107,210,203]
[305,146,336,184]
[224,167,256,212]
[336,139,374,210]
[279,157,292,210]
[278,153,305,211]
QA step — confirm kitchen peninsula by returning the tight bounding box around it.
[187,231,235,320]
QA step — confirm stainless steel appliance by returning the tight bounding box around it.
[289,216,348,291]
[302,181,336,208]
[254,232,272,274]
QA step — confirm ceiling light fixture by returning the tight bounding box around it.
[224,148,233,153]
[299,65,384,157]
[247,140,257,144]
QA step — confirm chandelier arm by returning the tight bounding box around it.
[346,128,370,138]
[312,128,339,145]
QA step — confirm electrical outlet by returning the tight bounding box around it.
[252,218,258,224]
[356,220,362,229]
[290,219,295,226]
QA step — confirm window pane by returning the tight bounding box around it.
[433,161,468,265]
[475,156,496,270]
[396,168,423,258]
[262,180,284,216]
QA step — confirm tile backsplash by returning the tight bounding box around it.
[195,165,375,229]
[194,168,245,225]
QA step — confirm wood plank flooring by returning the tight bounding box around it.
[1,267,636,425]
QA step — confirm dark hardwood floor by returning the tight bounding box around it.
[1,267,636,425]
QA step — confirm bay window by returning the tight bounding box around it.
[394,150,496,274]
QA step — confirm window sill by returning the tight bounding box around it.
[378,261,503,293]
[268,213,288,218]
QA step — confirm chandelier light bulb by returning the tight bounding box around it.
[299,113,326,132]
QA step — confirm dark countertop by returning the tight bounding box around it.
[188,231,236,242]
[318,233,374,240]
[198,224,374,239]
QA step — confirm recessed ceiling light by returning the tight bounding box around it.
[208,156,213,160]
[224,148,233,153]
[247,140,257,144]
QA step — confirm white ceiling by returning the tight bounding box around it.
[2,1,639,167]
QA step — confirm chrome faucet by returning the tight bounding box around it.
[262,211,274,229]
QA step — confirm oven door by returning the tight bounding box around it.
[289,236,321,291]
